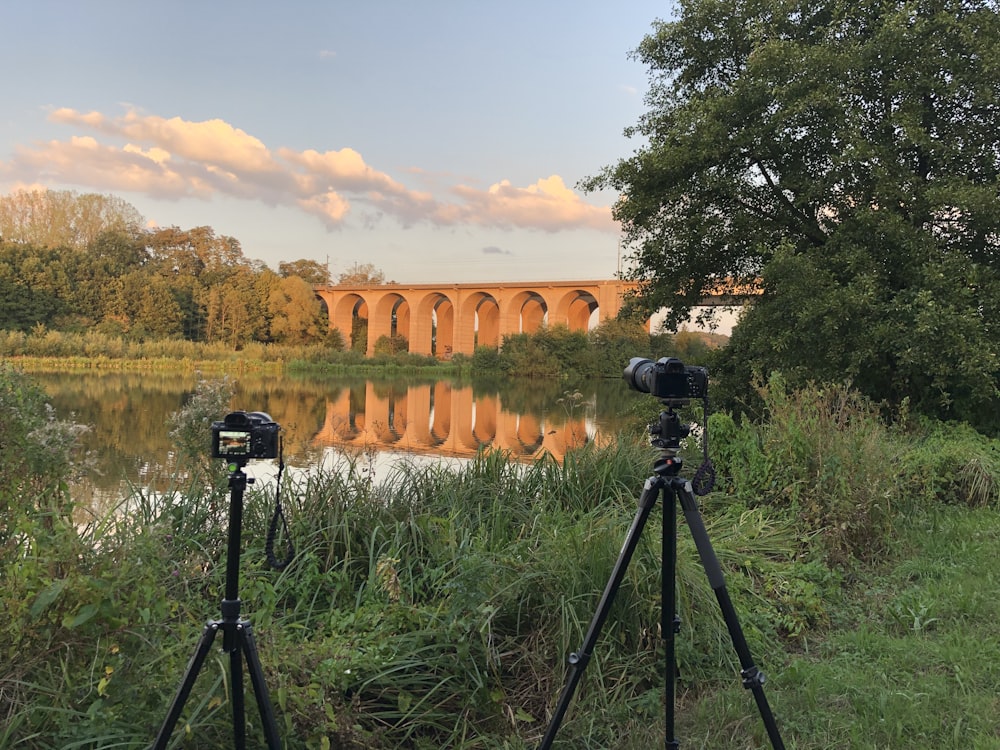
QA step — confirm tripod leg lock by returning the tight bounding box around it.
[741,665,766,689]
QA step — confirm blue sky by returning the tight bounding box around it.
[0,1,675,283]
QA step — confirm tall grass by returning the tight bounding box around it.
[4,370,1000,748]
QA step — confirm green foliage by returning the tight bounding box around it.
[896,418,1000,508]
[586,317,651,377]
[709,375,901,563]
[470,344,504,373]
[0,363,86,545]
[496,332,564,377]
[167,376,236,478]
[713,243,1000,433]
[476,322,718,380]
[373,333,409,355]
[0,207,335,352]
[8,366,1000,747]
[589,0,1000,431]
[0,242,72,330]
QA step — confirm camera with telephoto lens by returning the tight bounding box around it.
[211,410,280,460]
[623,357,708,403]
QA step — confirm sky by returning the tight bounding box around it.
[0,1,677,285]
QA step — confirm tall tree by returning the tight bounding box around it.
[587,0,1000,428]
[203,266,266,348]
[145,226,247,278]
[70,230,150,325]
[279,259,331,285]
[0,189,143,250]
[337,262,386,285]
[0,242,69,330]
[102,270,183,339]
[267,275,331,344]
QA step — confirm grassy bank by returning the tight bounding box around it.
[3,371,1000,748]
[0,329,463,377]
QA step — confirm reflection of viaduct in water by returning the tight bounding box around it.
[315,279,639,357]
[313,382,594,461]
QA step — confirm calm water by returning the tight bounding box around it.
[34,371,640,501]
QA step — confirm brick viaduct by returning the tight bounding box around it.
[315,279,641,357]
[315,279,744,357]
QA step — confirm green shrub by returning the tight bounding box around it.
[709,375,900,563]
[897,418,1000,507]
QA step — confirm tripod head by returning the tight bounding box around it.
[647,402,716,495]
[649,404,690,451]
[648,404,689,478]
[225,458,253,492]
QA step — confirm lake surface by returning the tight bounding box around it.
[33,370,641,503]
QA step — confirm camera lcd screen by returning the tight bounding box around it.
[216,429,251,456]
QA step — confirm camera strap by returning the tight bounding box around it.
[691,393,716,497]
[265,437,295,570]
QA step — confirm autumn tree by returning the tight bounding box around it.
[266,274,331,345]
[279,259,331,285]
[0,189,143,250]
[204,266,267,348]
[338,262,386,285]
[588,0,1000,429]
[68,230,150,325]
[103,270,183,339]
[0,242,70,330]
[144,226,251,341]
[146,226,247,282]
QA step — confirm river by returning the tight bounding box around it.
[33,370,641,505]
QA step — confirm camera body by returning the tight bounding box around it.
[623,357,708,403]
[211,411,280,460]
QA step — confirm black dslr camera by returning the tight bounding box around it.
[211,411,280,460]
[623,357,708,404]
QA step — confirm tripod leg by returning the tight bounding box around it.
[664,487,679,750]
[674,479,786,750]
[537,476,663,750]
[241,622,283,749]
[152,622,220,750]
[230,638,246,750]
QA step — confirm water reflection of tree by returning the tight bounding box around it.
[35,371,638,495]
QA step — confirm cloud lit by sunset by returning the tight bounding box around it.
[3,108,614,235]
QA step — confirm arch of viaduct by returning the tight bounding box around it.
[315,279,642,357]
[312,381,596,461]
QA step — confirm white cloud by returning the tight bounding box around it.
[446,175,616,231]
[1,107,617,234]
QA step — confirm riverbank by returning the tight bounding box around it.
[0,329,459,374]
[0,321,717,383]
[4,368,1000,747]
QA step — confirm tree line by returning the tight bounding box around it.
[0,190,342,348]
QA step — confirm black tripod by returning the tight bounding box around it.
[537,407,784,749]
[152,460,282,750]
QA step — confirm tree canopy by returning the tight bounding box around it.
[588,0,1000,429]
[338,262,389,285]
[279,258,331,285]
[0,190,341,348]
[0,189,143,250]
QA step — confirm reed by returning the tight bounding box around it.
[5,368,1000,748]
